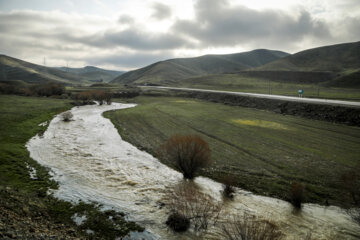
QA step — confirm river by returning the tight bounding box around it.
[26,102,360,239]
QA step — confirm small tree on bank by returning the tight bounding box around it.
[61,111,73,122]
[341,165,360,206]
[222,175,236,199]
[290,182,304,209]
[340,164,360,224]
[158,135,211,179]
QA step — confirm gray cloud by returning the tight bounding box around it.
[0,10,179,69]
[118,15,134,24]
[85,28,194,50]
[173,0,332,50]
[151,2,172,20]
[0,0,359,70]
[87,52,173,68]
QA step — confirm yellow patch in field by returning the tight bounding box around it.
[231,119,289,130]
[174,100,195,103]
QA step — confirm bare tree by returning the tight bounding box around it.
[158,135,211,179]
[221,213,283,240]
[341,164,360,205]
[290,182,304,209]
[222,175,236,199]
[93,90,106,105]
[165,183,222,232]
[104,91,112,105]
[341,164,360,224]
[77,91,93,105]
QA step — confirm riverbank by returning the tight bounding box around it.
[0,95,143,239]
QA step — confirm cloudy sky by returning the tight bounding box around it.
[0,0,359,70]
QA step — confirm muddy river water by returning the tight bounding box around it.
[27,103,360,239]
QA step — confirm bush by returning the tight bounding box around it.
[75,90,112,106]
[221,213,283,240]
[341,164,360,206]
[222,175,236,199]
[0,82,65,97]
[165,212,190,232]
[290,182,304,209]
[158,135,211,179]
[77,91,93,105]
[61,111,73,122]
[165,183,222,232]
[341,164,360,224]
[30,83,65,97]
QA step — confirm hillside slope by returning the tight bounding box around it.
[0,55,87,84]
[257,41,360,72]
[253,41,360,88]
[112,49,289,84]
[56,66,124,82]
[0,55,123,85]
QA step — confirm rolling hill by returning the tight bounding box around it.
[0,55,123,85]
[252,41,360,88]
[111,49,289,85]
[257,41,360,72]
[56,66,124,82]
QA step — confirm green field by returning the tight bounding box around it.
[105,96,360,207]
[0,95,71,192]
[0,95,142,238]
[174,74,360,100]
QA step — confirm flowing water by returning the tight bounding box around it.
[27,103,360,239]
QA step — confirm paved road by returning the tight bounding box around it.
[140,86,360,108]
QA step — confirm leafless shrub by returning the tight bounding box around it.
[93,90,106,105]
[165,212,190,232]
[158,135,211,179]
[104,91,112,105]
[165,183,222,232]
[221,213,283,240]
[222,175,236,199]
[347,208,360,224]
[290,182,304,209]
[340,164,360,224]
[341,164,360,206]
[61,111,73,122]
[77,91,93,105]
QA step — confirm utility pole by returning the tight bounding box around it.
[43,57,46,66]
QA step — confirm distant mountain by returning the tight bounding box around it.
[0,55,123,85]
[56,66,124,82]
[111,49,289,85]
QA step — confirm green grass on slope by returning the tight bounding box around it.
[0,95,72,193]
[0,95,143,238]
[106,96,360,207]
[175,74,360,100]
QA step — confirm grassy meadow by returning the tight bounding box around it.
[174,74,360,100]
[106,96,360,207]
